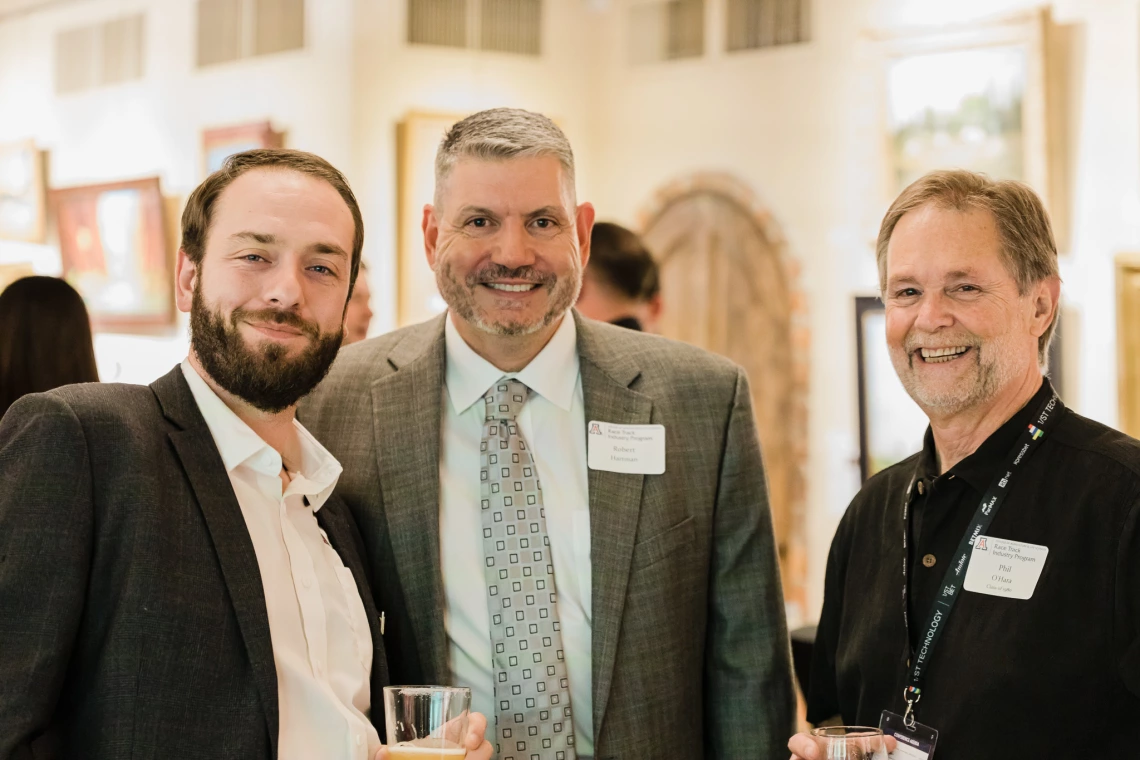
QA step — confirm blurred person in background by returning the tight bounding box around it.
[344,260,374,344]
[575,221,662,332]
[0,275,99,420]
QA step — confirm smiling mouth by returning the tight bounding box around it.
[917,346,971,364]
[482,282,541,293]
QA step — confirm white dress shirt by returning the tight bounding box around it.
[440,314,594,757]
[181,360,381,760]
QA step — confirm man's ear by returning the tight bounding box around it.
[423,204,440,270]
[575,202,595,268]
[174,248,197,313]
[1030,275,1062,337]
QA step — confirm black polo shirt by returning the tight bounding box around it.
[807,380,1140,759]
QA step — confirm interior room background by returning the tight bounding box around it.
[0,0,1132,629]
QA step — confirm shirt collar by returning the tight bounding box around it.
[916,377,1055,493]
[444,312,580,415]
[180,359,343,509]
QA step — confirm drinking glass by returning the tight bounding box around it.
[382,685,471,759]
[811,726,890,760]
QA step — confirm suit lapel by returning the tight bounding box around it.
[574,314,653,739]
[152,368,279,754]
[371,316,450,682]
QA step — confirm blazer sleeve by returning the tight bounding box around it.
[703,367,796,760]
[0,394,94,759]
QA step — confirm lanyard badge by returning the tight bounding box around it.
[898,391,1062,742]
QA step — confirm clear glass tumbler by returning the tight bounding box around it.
[382,685,471,759]
[810,726,890,760]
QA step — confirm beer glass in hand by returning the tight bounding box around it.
[383,686,471,760]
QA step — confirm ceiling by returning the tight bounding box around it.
[0,0,89,22]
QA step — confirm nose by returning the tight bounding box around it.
[264,258,305,310]
[490,219,536,271]
[913,289,954,333]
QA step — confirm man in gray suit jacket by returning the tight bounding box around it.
[301,108,795,759]
[0,150,491,760]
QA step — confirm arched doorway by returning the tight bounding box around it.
[639,173,809,616]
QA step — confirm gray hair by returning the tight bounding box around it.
[434,107,576,206]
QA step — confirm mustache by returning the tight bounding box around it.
[466,263,555,287]
[233,306,320,339]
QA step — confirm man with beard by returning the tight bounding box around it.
[0,149,491,760]
[301,108,795,760]
[788,170,1140,759]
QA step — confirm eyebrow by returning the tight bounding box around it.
[526,205,568,220]
[229,231,348,258]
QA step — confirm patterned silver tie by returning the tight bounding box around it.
[480,378,577,760]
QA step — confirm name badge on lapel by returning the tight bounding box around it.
[963,535,1049,600]
[587,420,665,474]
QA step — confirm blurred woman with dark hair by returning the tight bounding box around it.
[0,276,99,419]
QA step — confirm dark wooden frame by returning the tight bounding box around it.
[855,295,883,483]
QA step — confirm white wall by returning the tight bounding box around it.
[0,0,355,382]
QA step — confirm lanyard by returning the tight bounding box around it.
[900,390,1062,728]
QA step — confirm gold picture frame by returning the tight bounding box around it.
[396,111,467,328]
[0,140,47,243]
[202,121,285,176]
[871,8,1071,247]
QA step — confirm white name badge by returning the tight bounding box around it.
[586,421,665,474]
[963,535,1049,600]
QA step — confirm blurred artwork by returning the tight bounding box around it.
[202,121,284,175]
[53,178,172,330]
[856,297,927,480]
[397,112,466,326]
[888,46,1026,193]
[0,140,46,243]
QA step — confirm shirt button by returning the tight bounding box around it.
[356,735,363,747]
[916,480,925,495]
[303,576,313,589]
[922,554,937,568]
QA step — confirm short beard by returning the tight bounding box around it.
[190,283,343,413]
[436,258,581,337]
[890,329,1020,417]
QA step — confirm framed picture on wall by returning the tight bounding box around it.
[873,9,1070,246]
[0,263,35,294]
[855,296,927,481]
[0,140,47,243]
[202,121,285,175]
[396,111,467,327]
[52,177,172,330]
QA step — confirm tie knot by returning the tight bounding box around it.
[484,378,529,421]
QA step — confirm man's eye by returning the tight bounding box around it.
[958,285,978,292]
[897,288,919,297]
[243,253,266,262]
[310,265,333,275]
[534,218,555,228]
[469,218,489,228]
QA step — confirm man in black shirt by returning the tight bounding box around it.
[789,169,1140,759]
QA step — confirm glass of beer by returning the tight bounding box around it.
[383,685,470,759]
[810,726,889,760]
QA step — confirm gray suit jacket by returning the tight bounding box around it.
[0,367,388,760]
[300,311,794,759]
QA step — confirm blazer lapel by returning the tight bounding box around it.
[371,316,450,683]
[574,313,653,739]
[152,368,279,755]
